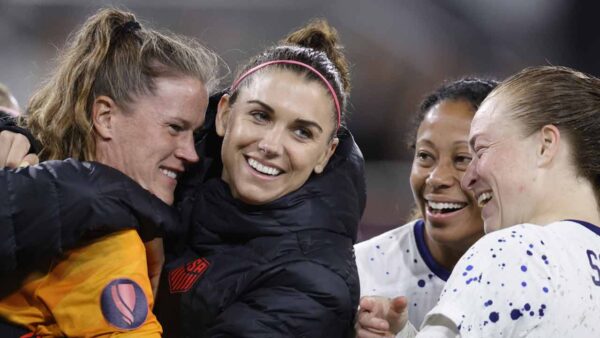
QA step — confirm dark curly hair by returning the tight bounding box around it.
[408,77,498,149]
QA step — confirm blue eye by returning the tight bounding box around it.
[251,111,269,123]
[294,127,313,139]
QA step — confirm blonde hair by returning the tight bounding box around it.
[26,8,221,161]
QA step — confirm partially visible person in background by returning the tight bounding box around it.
[0,82,36,168]
[0,82,21,116]
[0,8,220,336]
[355,78,497,336]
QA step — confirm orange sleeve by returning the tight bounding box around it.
[36,229,162,337]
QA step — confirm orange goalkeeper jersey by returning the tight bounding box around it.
[0,229,161,337]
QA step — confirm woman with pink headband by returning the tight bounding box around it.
[151,19,363,336]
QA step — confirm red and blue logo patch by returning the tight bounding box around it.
[100,278,148,329]
[168,257,210,293]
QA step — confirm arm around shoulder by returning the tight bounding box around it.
[0,159,179,274]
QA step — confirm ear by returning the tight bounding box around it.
[537,124,561,167]
[215,94,232,137]
[92,95,118,139]
[314,137,339,174]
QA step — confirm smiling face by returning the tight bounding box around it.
[462,94,539,232]
[94,76,208,205]
[410,99,484,249]
[216,69,339,205]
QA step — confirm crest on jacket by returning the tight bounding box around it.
[168,257,210,293]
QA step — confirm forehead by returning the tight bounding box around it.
[131,76,208,127]
[470,96,510,141]
[418,100,474,140]
[240,69,334,120]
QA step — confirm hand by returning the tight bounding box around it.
[144,238,165,298]
[356,296,409,337]
[0,130,38,168]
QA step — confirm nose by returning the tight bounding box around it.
[258,126,284,157]
[426,160,455,190]
[461,157,477,191]
[175,132,199,164]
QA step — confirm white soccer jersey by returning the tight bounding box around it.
[355,220,450,328]
[423,219,600,337]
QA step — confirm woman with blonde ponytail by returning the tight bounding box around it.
[0,8,220,336]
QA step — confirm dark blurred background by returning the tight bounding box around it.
[2,0,599,241]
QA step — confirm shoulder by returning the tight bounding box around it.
[458,223,547,259]
[355,220,417,277]
[355,220,417,256]
[449,223,554,289]
[427,224,556,335]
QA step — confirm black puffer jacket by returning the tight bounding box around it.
[157,95,366,337]
[0,159,180,277]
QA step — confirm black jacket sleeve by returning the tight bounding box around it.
[0,159,180,274]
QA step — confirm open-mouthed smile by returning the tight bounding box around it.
[246,157,283,176]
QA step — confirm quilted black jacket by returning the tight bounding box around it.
[156,94,366,337]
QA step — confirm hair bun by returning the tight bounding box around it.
[282,19,350,93]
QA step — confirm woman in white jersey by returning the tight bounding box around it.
[355,78,497,333]
[379,66,600,337]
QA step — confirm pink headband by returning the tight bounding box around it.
[230,60,341,128]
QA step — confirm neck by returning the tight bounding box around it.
[531,173,600,227]
[423,227,478,271]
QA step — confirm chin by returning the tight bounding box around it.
[240,193,279,205]
[155,192,174,206]
[233,183,282,205]
[235,190,270,205]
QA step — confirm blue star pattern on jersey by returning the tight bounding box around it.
[424,220,600,337]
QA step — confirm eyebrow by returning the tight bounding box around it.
[295,118,323,134]
[246,100,274,113]
[415,139,470,152]
[169,117,193,129]
[246,99,324,133]
[469,133,480,150]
